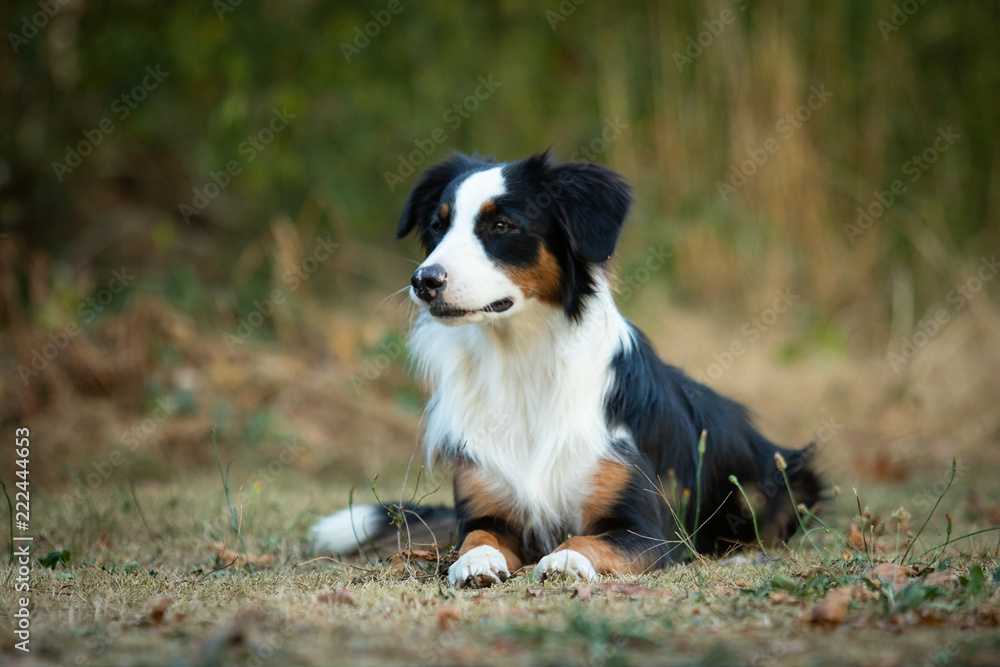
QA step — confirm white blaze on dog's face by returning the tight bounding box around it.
[413,167,520,324]
[397,153,633,325]
[404,164,565,325]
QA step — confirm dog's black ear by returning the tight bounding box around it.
[397,153,482,240]
[548,162,632,263]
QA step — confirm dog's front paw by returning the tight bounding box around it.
[533,549,598,582]
[448,545,510,588]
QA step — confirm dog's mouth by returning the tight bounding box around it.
[429,297,514,319]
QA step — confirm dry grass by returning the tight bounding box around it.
[1,246,1000,664]
[2,471,1000,667]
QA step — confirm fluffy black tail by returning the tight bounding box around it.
[311,503,457,557]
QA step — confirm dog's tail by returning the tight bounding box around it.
[311,504,457,557]
[763,439,824,542]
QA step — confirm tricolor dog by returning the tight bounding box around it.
[313,152,820,587]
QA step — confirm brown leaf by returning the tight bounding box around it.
[924,571,959,588]
[437,606,460,631]
[211,542,271,568]
[768,591,802,605]
[870,453,909,481]
[572,583,671,600]
[809,587,851,626]
[852,587,880,602]
[869,563,915,591]
[316,589,355,605]
[145,595,173,625]
[849,523,865,549]
[400,549,439,562]
[526,587,572,597]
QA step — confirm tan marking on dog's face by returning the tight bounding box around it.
[479,200,498,217]
[554,535,645,575]
[581,459,632,530]
[505,245,562,305]
[438,203,450,220]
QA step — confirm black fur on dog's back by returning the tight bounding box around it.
[607,329,821,555]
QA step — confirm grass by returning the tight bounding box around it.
[3,459,1000,667]
[1,273,999,665]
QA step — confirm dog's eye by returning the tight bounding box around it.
[430,219,445,234]
[494,220,511,233]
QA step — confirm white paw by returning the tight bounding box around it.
[533,549,598,582]
[448,545,510,588]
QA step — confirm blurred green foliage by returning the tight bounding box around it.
[1,1,998,332]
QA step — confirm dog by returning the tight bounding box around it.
[312,152,821,587]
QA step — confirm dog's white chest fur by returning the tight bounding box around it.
[411,286,633,542]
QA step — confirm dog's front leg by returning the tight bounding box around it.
[534,458,668,582]
[448,464,523,588]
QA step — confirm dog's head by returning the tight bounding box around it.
[397,152,632,324]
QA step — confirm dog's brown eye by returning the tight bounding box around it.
[430,220,445,233]
[494,220,510,233]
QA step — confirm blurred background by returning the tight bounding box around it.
[1,1,998,514]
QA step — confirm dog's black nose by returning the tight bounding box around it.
[411,264,447,301]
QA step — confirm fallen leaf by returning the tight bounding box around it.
[808,587,851,626]
[852,587,880,602]
[145,595,173,625]
[437,606,460,631]
[924,571,959,588]
[211,542,271,568]
[869,563,915,591]
[870,453,908,481]
[768,591,802,605]
[400,549,439,562]
[526,587,572,597]
[316,589,355,605]
[572,583,671,600]
[849,524,865,549]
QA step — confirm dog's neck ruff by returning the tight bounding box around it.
[409,278,634,538]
